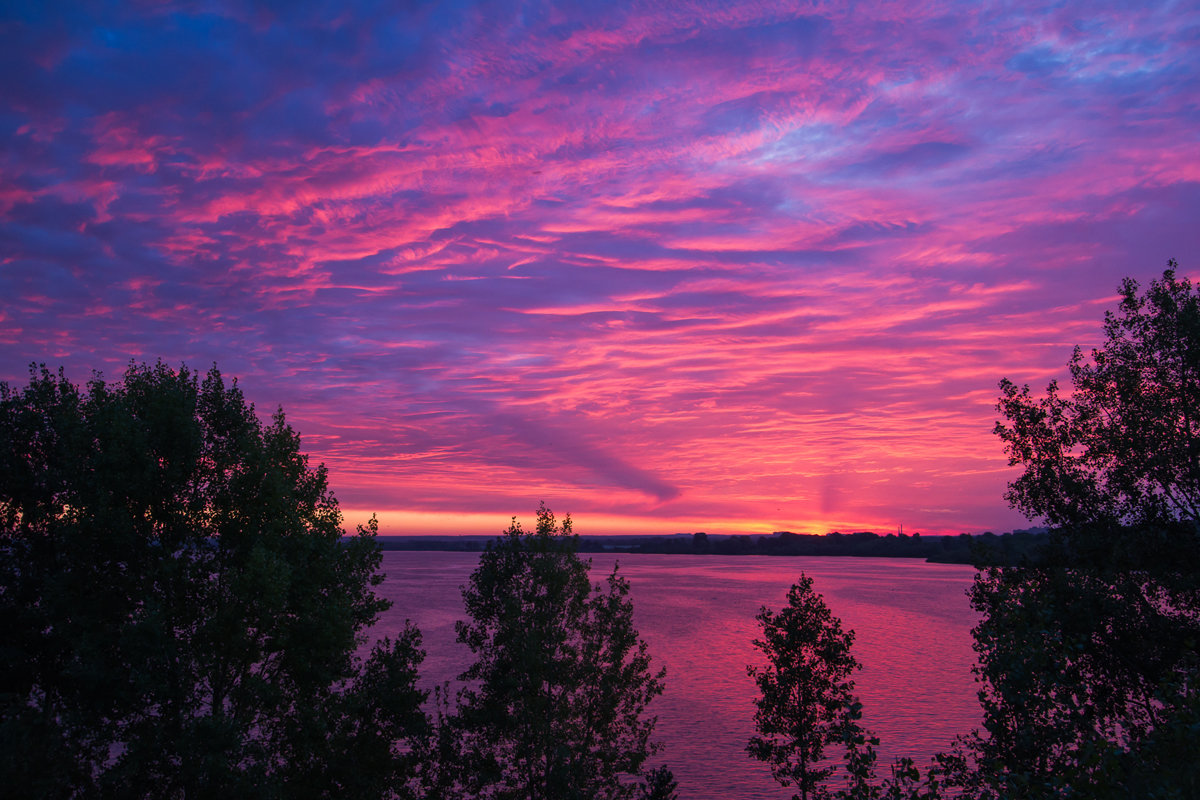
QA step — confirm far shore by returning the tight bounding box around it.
[367,528,1049,565]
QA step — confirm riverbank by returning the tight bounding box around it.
[372,528,1049,564]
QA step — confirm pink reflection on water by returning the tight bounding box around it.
[371,552,979,800]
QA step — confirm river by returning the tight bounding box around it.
[370,551,981,799]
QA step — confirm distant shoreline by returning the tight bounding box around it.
[369,529,1049,565]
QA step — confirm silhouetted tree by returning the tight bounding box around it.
[452,504,666,800]
[0,363,428,798]
[747,575,871,800]
[637,765,680,800]
[976,262,1200,797]
[996,261,1200,532]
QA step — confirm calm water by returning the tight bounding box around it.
[370,551,980,800]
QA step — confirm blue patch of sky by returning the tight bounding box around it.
[754,122,843,168]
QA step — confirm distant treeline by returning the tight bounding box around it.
[376,528,1051,565]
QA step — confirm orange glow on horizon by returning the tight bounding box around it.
[340,508,980,539]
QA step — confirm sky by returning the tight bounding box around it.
[2,1,1198,537]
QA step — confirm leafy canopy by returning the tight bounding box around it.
[995,260,1200,531]
[747,575,866,800]
[979,263,1200,798]
[451,503,667,800]
[0,362,427,799]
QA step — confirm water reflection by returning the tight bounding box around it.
[371,552,979,800]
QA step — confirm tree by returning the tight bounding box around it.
[979,263,1200,797]
[0,362,428,798]
[747,575,868,800]
[637,765,680,800]
[995,260,1200,533]
[451,504,666,800]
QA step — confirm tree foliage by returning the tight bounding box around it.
[0,362,428,799]
[966,565,1200,798]
[978,263,1200,797]
[747,575,867,800]
[451,504,666,800]
[995,260,1200,531]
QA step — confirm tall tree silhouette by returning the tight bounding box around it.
[979,262,1200,797]
[0,362,428,798]
[747,575,868,800]
[452,504,666,800]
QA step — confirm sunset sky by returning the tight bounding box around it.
[2,1,1197,536]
